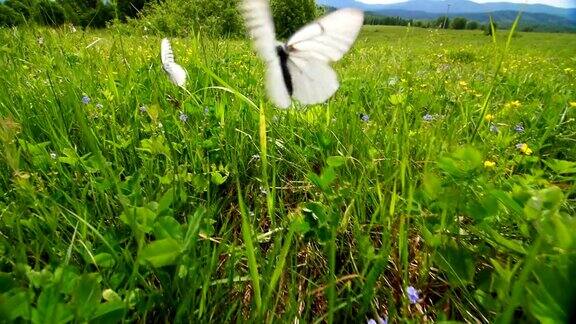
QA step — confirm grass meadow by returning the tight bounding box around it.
[0,24,575,323]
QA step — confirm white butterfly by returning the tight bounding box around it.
[241,0,364,108]
[160,38,187,87]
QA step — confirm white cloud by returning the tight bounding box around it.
[356,0,576,8]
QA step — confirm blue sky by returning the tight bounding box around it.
[357,0,576,8]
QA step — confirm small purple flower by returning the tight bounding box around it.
[81,95,90,105]
[139,105,148,113]
[423,114,434,122]
[407,286,419,304]
[490,123,499,134]
[515,124,525,132]
[367,316,387,324]
[204,107,210,115]
[360,113,370,122]
[179,112,188,122]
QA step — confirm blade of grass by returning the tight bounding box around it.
[236,176,262,314]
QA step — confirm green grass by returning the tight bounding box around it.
[0,24,575,323]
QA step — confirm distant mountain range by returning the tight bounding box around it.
[318,0,576,30]
[318,0,575,17]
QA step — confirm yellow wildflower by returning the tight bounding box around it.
[516,143,533,156]
[505,100,522,109]
[484,160,496,169]
[459,80,468,87]
[484,114,495,122]
[570,101,576,108]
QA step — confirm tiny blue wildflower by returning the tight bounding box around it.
[139,105,148,113]
[360,113,370,122]
[204,107,210,114]
[407,286,419,304]
[423,114,434,122]
[81,95,90,105]
[179,112,188,122]
[367,316,387,324]
[96,103,103,109]
[490,124,499,134]
[515,124,525,132]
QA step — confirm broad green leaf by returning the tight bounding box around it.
[92,253,116,268]
[32,286,73,324]
[158,188,175,214]
[154,216,183,240]
[119,206,157,234]
[422,172,442,200]
[102,289,121,302]
[326,156,347,168]
[92,300,125,324]
[210,170,228,185]
[0,289,32,321]
[524,186,564,220]
[483,227,526,254]
[544,159,576,174]
[139,136,170,156]
[434,242,475,287]
[0,272,16,293]
[140,238,182,268]
[71,273,101,321]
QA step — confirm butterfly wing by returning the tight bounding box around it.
[160,38,175,67]
[161,38,187,87]
[287,56,338,105]
[241,0,291,108]
[285,8,363,105]
[240,0,277,62]
[286,8,364,63]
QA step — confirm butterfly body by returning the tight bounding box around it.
[276,45,293,96]
[241,0,364,108]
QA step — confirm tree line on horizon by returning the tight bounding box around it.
[0,0,148,28]
[365,15,496,32]
[0,0,319,38]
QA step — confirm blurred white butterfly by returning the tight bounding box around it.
[160,38,187,87]
[241,0,364,108]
